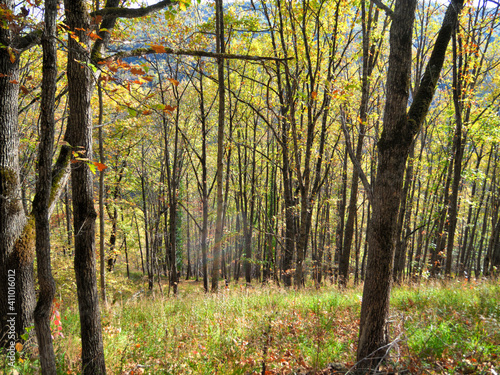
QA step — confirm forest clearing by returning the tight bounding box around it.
[1,0,500,373]
[4,262,500,374]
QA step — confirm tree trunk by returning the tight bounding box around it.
[0,0,34,347]
[98,81,107,303]
[357,0,463,368]
[335,148,348,283]
[445,32,465,277]
[64,1,106,373]
[33,0,58,372]
[211,0,225,293]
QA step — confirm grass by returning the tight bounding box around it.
[2,262,499,374]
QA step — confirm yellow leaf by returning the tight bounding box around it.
[8,47,15,63]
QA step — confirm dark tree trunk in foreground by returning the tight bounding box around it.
[0,0,35,347]
[357,0,463,369]
[0,14,69,344]
[64,1,106,373]
[33,0,58,372]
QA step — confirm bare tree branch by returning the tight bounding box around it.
[370,0,393,17]
[16,30,43,52]
[91,0,177,19]
[96,46,292,63]
[340,108,374,205]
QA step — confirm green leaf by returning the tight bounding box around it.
[88,162,97,174]
[127,107,138,117]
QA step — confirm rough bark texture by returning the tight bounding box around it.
[0,0,34,347]
[357,2,417,367]
[33,0,58,372]
[357,0,463,368]
[64,1,106,373]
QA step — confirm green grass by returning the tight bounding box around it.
[2,274,499,374]
[391,280,500,373]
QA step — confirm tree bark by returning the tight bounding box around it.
[357,0,463,368]
[211,0,225,293]
[33,0,58,372]
[64,1,106,373]
[0,0,34,347]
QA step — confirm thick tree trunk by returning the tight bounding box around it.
[64,1,106,373]
[357,0,462,368]
[356,0,416,357]
[0,0,34,346]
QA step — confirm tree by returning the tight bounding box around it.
[339,1,387,287]
[211,0,225,293]
[33,0,58,372]
[357,0,463,369]
[63,1,106,372]
[62,0,177,372]
[0,0,68,348]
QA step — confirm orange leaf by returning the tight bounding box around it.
[88,31,102,40]
[168,78,180,87]
[15,343,23,352]
[93,162,107,172]
[130,67,145,75]
[151,44,166,53]
[9,79,18,84]
[20,86,29,95]
[142,110,152,115]
[142,75,154,82]
[311,91,317,100]
[164,105,177,113]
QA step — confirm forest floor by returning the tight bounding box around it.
[2,258,500,374]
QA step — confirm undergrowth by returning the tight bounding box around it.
[1,261,499,374]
